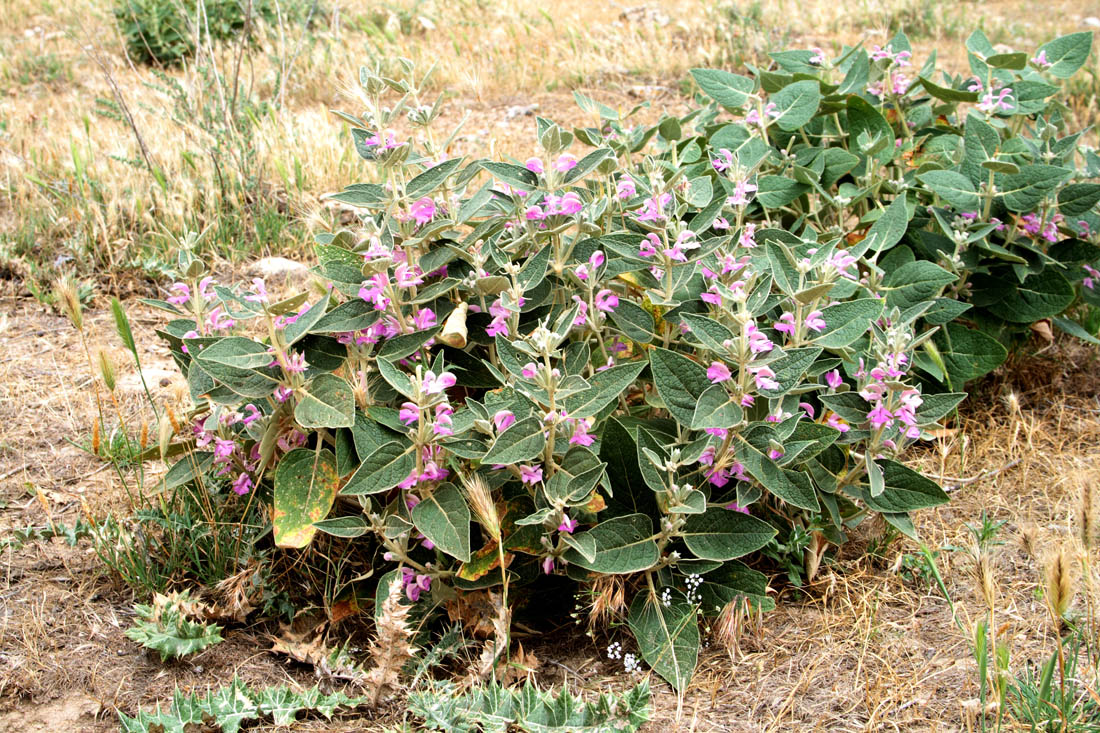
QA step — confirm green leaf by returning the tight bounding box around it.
[986,51,1027,69]
[546,446,605,504]
[294,374,355,429]
[997,269,1075,322]
[649,348,711,427]
[918,75,979,102]
[406,157,463,198]
[756,175,810,208]
[273,448,340,548]
[564,360,648,418]
[884,261,958,310]
[770,79,821,131]
[313,515,370,538]
[1037,32,1093,78]
[915,392,967,422]
[1058,183,1100,217]
[813,299,882,348]
[860,459,949,513]
[862,193,910,254]
[284,292,331,345]
[998,165,1072,212]
[1053,316,1100,345]
[480,161,538,191]
[917,170,980,210]
[562,514,658,574]
[690,68,755,109]
[690,384,743,429]
[341,441,415,495]
[481,417,547,465]
[680,312,735,353]
[628,589,699,692]
[609,300,656,343]
[411,483,471,562]
[679,509,776,561]
[311,298,380,333]
[196,337,272,369]
[847,96,894,165]
[933,323,1007,384]
[735,434,820,511]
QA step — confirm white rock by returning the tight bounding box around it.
[1085,16,1100,28]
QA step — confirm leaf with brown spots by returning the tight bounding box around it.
[273,447,339,548]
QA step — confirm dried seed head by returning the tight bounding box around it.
[587,575,626,630]
[139,419,149,451]
[460,472,500,541]
[54,277,83,330]
[97,349,117,392]
[1019,523,1039,557]
[1044,545,1076,622]
[91,417,101,455]
[158,416,173,460]
[713,598,746,653]
[1075,480,1096,552]
[166,405,180,435]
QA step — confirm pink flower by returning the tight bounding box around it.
[867,404,894,428]
[768,449,784,460]
[231,473,252,496]
[827,413,850,433]
[727,179,758,207]
[805,310,826,332]
[521,362,538,379]
[739,223,757,248]
[589,250,605,269]
[595,289,619,313]
[409,197,436,225]
[558,191,583,215]
[198,276,216,301]
[554,153,577,171]
[433,404,454,436]
[284,351,308,373]
[242,404,262,425]
[752,366,779,391]
[542,557,555,574]
[707,361,731,383]
[1031,50,1051,68]
[274,385,293,403]
[1083,265,1099,290]
[520,464,543,484]
[799,402,816,418]
[746,323,774,354]
[422,371,456,394]
[525,205,546,221]
[639,234,659,257]
[206,306,235,331]
[713,217,730,230]
[700,288,722,306]
[616,178,636,199]
[634,193,672,222]
[825,370,843,389]
[774,312,796,335]
[493,410,516,431]
[213,438,236,460]
[558,513,578,533]
[978,87,1013,113]
[525,157,545,173]
[712,148,736,172]
[569,419,595,446]
[724,502,751,514]
[359,273,391,310]
[399,401,419,426]
[487,317,509,337]
[809,47,826,65]
[166,282,190,305]
[394,263,424,288]
[572,296,589,326]
[408,308,435,330]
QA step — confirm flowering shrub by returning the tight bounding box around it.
[146,32,1096,691]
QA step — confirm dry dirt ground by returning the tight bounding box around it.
[3,260,1100,732]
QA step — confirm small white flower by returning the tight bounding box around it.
[607,641,623,660]
[624,653,641,674]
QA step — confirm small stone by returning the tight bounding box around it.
[1085,16,1100,28]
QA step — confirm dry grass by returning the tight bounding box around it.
[3,0,1100,729]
